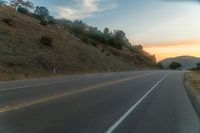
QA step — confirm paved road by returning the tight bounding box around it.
[0,70,199,133]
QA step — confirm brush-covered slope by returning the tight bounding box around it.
[0,6,156,80]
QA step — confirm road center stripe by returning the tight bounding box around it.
[0,73,156,113]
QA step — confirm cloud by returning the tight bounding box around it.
[54,0,118,19]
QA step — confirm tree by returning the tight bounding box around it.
[103,28,110,36]
[111,30,126,49]
[17,6,28,14]
[169,62,182,69]
[25,0,33,9]
[34,6,49,19]
[103,28,110,43]
[157,62,164,69]
[10,0,34,10]
[114,30,126,41]
[135,45,143,50]
[47,15,55,24]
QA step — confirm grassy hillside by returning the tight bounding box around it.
[0,6,156,80]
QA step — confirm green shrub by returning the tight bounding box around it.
[40,19,48,26]
[17,6,28,14]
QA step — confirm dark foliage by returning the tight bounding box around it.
[47,15,55,24]
[17,6,28,14]
[196,61,200,70]
[40,35,53,47]
[3,18,14,26]
[157,62,164,69]
[40,19,48,26]
[34,6,49,19]
[169,62,182,69]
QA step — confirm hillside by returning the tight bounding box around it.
[160,56,200,69]
[0,6,156,80]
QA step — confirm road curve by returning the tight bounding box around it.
[0,70,199,133]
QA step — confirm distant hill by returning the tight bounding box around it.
[160,56,200,69]
[0,6,156,80]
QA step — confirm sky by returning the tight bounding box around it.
[31,0,200,61]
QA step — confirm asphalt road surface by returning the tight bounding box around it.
[0,70,199,133]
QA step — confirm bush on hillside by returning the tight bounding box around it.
[157,62,164,69]
[40,35,53,47]
[196,61,200,70]
[40,19,48,26]
[3,18,13,26]
[169,62,182,69]
[17,6,28,14]
[47,15,55,24]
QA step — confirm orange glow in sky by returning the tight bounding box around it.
[144,39,200,62]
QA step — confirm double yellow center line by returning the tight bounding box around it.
[0,72,156,113]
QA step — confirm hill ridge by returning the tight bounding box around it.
[160,56,200,69]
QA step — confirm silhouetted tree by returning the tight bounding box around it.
[34,6,49,19]
[169,62,182,69]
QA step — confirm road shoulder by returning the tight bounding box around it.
[185,71,200,117]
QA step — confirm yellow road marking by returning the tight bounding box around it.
[0,73,156,113]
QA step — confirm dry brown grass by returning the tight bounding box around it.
[0,6,154,81]
[186,71,200,116]
[187,71,200,94]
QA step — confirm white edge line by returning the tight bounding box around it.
[105,74,169,133]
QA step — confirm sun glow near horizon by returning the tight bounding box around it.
[144,39,200,62]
